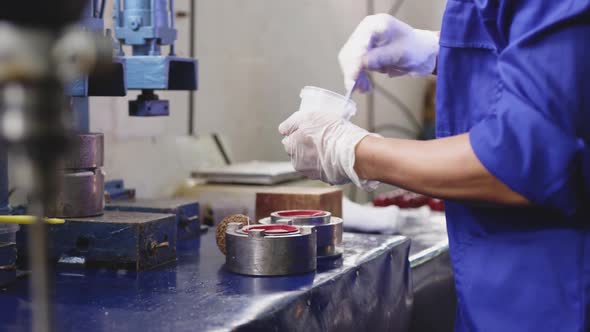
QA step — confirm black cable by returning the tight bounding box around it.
[188,0,196,135]
[212,133,231,165]
[99,0,107,19]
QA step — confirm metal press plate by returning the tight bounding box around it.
[63,133,104,169]
[192,161,303,185]
[259,215,343,259]
[47,169,105,218]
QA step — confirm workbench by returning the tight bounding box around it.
[0,231,416,332]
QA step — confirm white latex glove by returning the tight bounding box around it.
[279,111,381,191]
[338,13,439,93]
[342,196,400,234]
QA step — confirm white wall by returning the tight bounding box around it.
[89,0,445,198]
[370,0,444,139]
[192,0,444,161]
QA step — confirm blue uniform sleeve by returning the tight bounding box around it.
[469,0,590,215]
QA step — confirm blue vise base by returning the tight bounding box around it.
[47,210,177,271]
[105,198,200,241]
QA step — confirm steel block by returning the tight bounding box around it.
[48,210,177,270]
[106,198,200,240]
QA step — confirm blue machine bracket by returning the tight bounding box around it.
[122,56,197,91]
[128,90,169,116]
[67,59,127,97]
[104,179,136,201]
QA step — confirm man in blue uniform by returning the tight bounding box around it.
[279,1,590,330]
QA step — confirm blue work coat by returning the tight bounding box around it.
[436,0,590,330]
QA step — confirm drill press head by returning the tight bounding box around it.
[113,0,198,117]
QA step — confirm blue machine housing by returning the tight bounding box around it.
[67,1,127,98]
[124,56,197,91]
[113,0,198,117]
[66,1,128,132]
[114,0,177,53]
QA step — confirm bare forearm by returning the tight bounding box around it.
[354,134,529,205]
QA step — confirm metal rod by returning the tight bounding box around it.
[99,0,107,19]
[151,0,156,27]
[169,0,175,28]
[169,0,175,29]
[188,0,196,135]
[212,133,231,165]
[367,81,375,132]
[0,144,9,215]
[28,201,51,332]
[71,97,90,133]
[169,0,176,55]
[114,0,121,28]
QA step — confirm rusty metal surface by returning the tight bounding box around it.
[63,133,104,169]
[47,169,105,218]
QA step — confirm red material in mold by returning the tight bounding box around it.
[243,224,299,234]
[275,210,329,217]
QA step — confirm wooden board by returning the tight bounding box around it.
[255,187,342,221]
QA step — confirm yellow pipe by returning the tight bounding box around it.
[0,215,65,225]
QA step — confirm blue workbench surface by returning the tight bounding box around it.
[0,231,412,332]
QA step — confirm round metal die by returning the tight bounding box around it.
[241,224,300,235]
[261,212,343,259]
[270,210,331,225]
[63,133,104,169]
[48,169,105,218]
[225,223,317,276]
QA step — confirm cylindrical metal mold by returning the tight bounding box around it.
[225,223,317,276]
[270,210,331,225]
[48,169,105,218]
[262,210,343,259]
[63,133,104,169]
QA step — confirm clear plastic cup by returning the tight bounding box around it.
[298,86,357,120]
[0,223,19,244]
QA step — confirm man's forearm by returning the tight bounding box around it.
[354,134,529,205]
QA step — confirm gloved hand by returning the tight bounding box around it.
[279,111,381,191]
[338,13,439,93]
